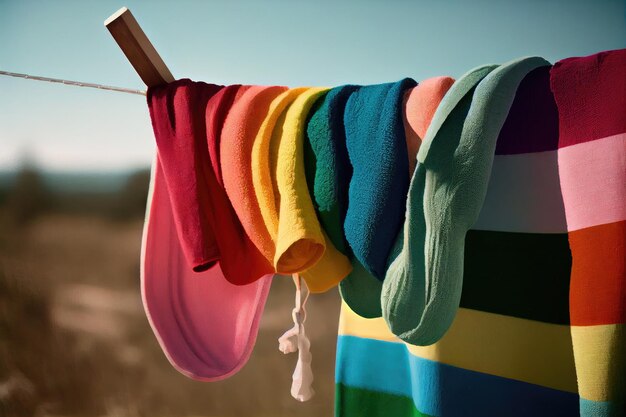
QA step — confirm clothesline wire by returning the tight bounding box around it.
[0,70,146,96]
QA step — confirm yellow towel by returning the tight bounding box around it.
[252,88,308,259]
[252,87,353,292]
[277,87,353,292]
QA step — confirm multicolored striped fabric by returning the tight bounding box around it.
[550,49,626,417]
[336,65,589,416]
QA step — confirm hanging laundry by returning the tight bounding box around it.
[380,65,495,339]
[339,77,454,319]
[252,87,310,263]
[252,87,352,292]
[403,77,455,175]
[465,64,570,324]
[301,84,383,318]
[141,159,271,380]
[221,85,289,272]
[343,78,416,281]
[382,57,548,346]
[143,80,274,380]
[274,87,352,293]
[147,79,222,272]
[206,84,249,185]
[148,80,275,285]
[550,48,626,417]
[137,47,625,416]
[304,85,360,255]
[337,60,580,417]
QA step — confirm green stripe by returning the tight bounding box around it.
[335,383,434,417]
[462,229,571,324]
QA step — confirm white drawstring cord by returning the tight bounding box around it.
[278,273,315,402]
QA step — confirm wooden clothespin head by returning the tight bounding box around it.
[105,7,175,88]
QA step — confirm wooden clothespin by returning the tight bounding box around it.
[105,7,175,88]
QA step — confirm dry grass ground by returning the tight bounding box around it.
[0,212,340,417]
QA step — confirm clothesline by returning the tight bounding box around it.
[0,70,146,96]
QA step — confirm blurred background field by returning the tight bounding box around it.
[0,164,340,417]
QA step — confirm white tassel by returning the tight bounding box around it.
[278,273,315,402]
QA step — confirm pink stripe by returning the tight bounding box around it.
[558,133,626,231]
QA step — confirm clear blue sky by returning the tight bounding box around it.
[1,0,625,172]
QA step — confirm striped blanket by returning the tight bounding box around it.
[551,48,626,416]
[336,51,625,417]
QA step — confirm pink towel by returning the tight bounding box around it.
[143,79,274,380]
[141,159,271,380]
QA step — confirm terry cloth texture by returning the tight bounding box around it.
[144,79,274,379]
[343,78,417,280]
[337,62,581,416]
[301,84,386,314]
[274,87,330,271]
[338,78,453,319]
[141,158,272,381]
[275,87,352,292]
[206,85,248,186]
[382,57,550,346]
[221,85,288,269]
[252,87,309,263]
[252,87,352,292]
[147,79,222,272]
[304,85,360,254]
[551,48,626,417]
[148,80,274,285]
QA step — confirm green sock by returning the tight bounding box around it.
[382,57,549,346]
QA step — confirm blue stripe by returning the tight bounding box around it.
[336,335,579,417]
[580,398,624,417]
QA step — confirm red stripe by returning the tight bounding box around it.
[551,48,626,148]
[569,220,626,325]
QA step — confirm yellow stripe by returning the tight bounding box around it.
[339,302,578,393]
[571,323,626,402]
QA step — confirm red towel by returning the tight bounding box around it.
[148,79,221,272]
[148,79,273,284]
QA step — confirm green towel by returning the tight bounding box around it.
[381,56,550,346]
[304,85,384,318]
[304,85,360,253]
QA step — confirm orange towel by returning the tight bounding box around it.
[403,77,455,174]
[251,88,309,260]
[221,85,288,262]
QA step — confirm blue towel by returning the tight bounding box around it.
[343,78,417,280]
[304,84,385,318]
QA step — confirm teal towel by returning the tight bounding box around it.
[304,85,360,253]
[339,257,385,318]
[343,78,417,280]
[381,57,550,346]
[304,84,384,318]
